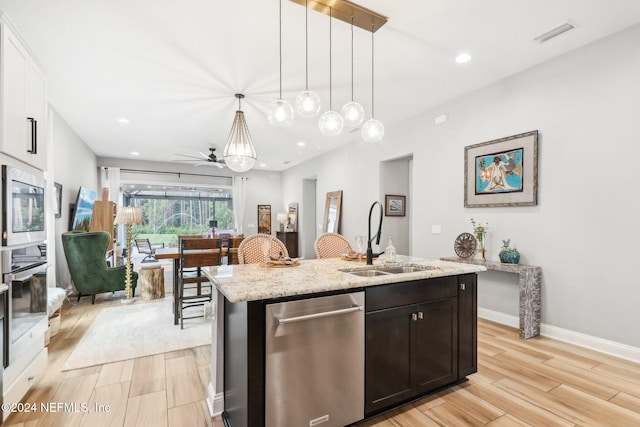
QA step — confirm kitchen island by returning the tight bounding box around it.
[204,257,486,427]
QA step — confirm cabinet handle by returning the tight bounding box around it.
[460,283,466,291]
[27,117,37,154]
[28,376,35,381]
[411,313,418,321]
[418,311,424,320]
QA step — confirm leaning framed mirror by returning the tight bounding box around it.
[323,190,342,234]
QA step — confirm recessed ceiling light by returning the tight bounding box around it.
[131,151,140,156]
[259,163,267,168]
[455,53,471,64]
[117,117,130,124]
[297,141,306,147]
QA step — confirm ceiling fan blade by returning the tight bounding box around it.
[173,159,202,162]
[174,153,203,160]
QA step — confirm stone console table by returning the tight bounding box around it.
[441,257,541,339]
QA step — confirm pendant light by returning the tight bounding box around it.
[267,0,294,127]
[223,94,257,173]
[361,23,384,142]
[318,7,344,136]
[341,17,364,127]
[295,0,321,117]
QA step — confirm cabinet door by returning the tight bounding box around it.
[25,60,47,170]
[413,297,458,395]
[458,274,477,379]
[1,24,29,161]
[365,304,415,416]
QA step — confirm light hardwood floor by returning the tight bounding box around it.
[5,287,640,426]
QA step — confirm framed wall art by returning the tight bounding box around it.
[385,194,406,217]
[464,130,538,207]
[257,204,271,234]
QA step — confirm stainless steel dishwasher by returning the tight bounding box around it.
[265,291,364,427]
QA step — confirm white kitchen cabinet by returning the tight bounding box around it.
[0,13,48,170]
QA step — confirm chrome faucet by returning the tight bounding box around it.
[367,201,383,265]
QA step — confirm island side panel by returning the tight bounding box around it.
[223,299,266,427]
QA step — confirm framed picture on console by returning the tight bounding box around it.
[257,204,271,234]
[464,130,538,207]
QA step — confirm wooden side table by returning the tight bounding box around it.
[276,231,298,258]
[140,265,165,300]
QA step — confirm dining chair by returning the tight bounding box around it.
[227,235,245,265]
[238,233,288,264]
[178,237,220,329]
[314,232,354,259]
[134,238,165,262]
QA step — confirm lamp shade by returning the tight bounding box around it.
[277,213,288,223]
[114,206,143,225]
[223,109,258,173]
[341,101,365,127]
[268,99,294,127]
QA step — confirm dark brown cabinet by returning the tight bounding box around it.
[458,273,477,379]
[365,276,463,416]
[276,231,298,258]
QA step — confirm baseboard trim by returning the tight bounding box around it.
[206,383,224,418]
[478,308,640,363]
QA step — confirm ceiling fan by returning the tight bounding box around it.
[173,147,226,168]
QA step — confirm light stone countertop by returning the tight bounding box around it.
[203,256,487,303]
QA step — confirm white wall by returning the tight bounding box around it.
[51,108,99,290]
[283,24,640,350]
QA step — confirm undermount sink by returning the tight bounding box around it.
[341,264,440,277]
[346,270,392,277]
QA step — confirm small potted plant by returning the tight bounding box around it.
[499,239,520,264]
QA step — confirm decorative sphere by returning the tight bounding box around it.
[295,90,322,117]
[318,110,344,136]
[267,99,294,127]
[361,118,384,142]
[341,101,365,127]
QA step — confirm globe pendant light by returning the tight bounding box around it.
[362,23,384,142]
[295,0,321,117]
[223,94,257,173]
[319,7,343,136]
[341,17,364,127]
[267,0,294,127]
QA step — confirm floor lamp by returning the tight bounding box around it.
[114,206,143,303]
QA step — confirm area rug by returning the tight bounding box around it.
[62,297,211,371]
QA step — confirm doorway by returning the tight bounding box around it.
[302,178,317,258]
[380,156,412,255]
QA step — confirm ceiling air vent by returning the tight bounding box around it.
[534,22,575,43]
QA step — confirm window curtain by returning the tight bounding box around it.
[232,176,247,234]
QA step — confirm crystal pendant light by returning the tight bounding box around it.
[223,94,257,173]
[362,23,384,142]
[267,0,294,127]
[295,0,321,117]
[341,17,364,127]
[319,7,343,136]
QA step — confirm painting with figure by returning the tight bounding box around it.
[258,205,271,234]
[475,148,524,194]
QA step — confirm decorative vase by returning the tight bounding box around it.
[498,239,520,264]
[475,231,486,261]
[499,249,520,264]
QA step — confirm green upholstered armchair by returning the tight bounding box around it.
[62,231,137,303]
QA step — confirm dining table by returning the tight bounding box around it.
[154,246,228,325]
